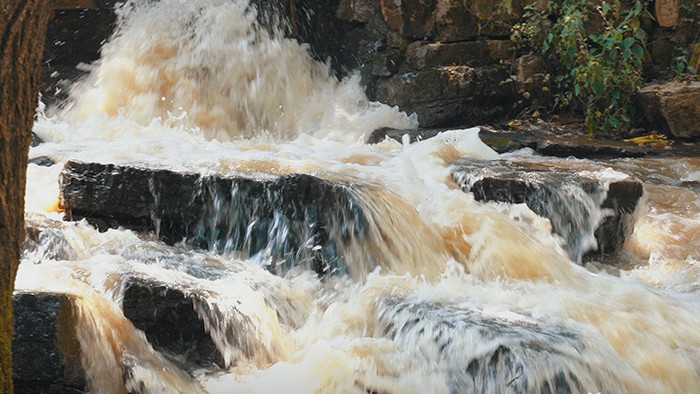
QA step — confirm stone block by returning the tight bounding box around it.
[12,292,85,392]
[122,278,223,368]
[638,82,700,139]
[451,159,644,261]
[405,39,513,70]
[435,0,524,42]
[376,66,516,127]
[59,160,366,276]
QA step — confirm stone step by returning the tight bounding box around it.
[12,291,85,393]
[59,160,366,276]
[451,159,644,262]
[121,278,224,368]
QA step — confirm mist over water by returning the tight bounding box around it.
[20,0,700,392]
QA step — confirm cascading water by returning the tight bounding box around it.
[17,0,700,393]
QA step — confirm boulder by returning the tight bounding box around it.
[12,291,85,392]
[658,82,700,139]
[638,82,700,139]
[375,66,516,127]
[451,159,644,262]
[59,160,366,276]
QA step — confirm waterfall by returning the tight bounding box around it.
[17,0,700,393]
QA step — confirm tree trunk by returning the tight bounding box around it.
[0,1,50,392]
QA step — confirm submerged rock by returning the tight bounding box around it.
[451,159,644,262]
[12,291,85,393]
[59,160,366,276]
[28,156,56,167]
[31,132,44,147]
[376,299,620,393]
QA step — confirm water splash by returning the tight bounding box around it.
[55,0,415,143]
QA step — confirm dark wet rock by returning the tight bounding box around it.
[405,39,513,70]
[336,0,374,23]
[366,127,422,144]
[375,299,614,393]
[122,278,223,368]
[375,66,516,127]
[59,160,366,276]
[451,159,644,261]
[29,156,56,167]
[12,291,85,393]
[31,132,44,147]
[638,82,700,140]
[370,49,402,77]
[50,0,118,9]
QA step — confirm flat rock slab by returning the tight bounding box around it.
[12,291,85,393]
[451,159,644,262]
[368,128,667,159]
[59,160,366,276]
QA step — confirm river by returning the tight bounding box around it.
[17,0,700,392]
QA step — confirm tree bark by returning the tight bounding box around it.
[0,1,50,392]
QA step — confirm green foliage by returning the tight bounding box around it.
[671,46,696,78]
[669,1,699,80]
[512,0,651,135]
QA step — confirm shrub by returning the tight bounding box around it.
[512,0,651,135]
